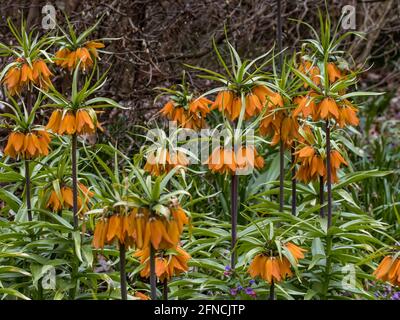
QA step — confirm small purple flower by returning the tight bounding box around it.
[223,265,232,277]
[249,279,256,286]
[245,287,256,297]
[230,288,238,296]
[391,292,400,300]
[237,285,243,292]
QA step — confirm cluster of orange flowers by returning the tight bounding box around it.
[160,97,212,130]
[256,87,302,148]
[144,148,189,176]
[314,98,359,128]
[132,206,189,250]
[3,58,53,95]
[4,130,50,159]
[373,255,400,286]
[92,213,136,249]
[212,85,273,121]
[46,109,99,135]
[135,246,191,282]
[46,183,94,213]
[55,41,104,71]
[206,146,264,175]
[294,60,359,127]
[92,205,189,250]
[248,242,306,284]
[295,145,348,183]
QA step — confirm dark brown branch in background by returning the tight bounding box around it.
[0,0,398,154]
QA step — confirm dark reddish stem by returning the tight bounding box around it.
[269,279,275,300]
[150,244,157,300]
[119,243,127,300]
[319,175,325,218]
[291,142,296,215]
[163,278,168,300]
[231,173,238,270]
[326,120,332,227]
[25,159,32,221]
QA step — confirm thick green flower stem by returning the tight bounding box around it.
[24,159,32,221]
[163,278,168,300]
[231,173,238,270]
[71,133,79,230]
[319,176,325,218]
[119,243,128,300]
[150,244,157,300]
[269,279,275,300]
[325,120,332,227]
[291,143,296,215]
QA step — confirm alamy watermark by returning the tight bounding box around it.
[341,5,356,30]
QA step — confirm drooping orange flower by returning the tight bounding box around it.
[318,97,340,121]
[144,148,189,176]
[132,204,189,250]
[4,130,51,159]
[46,109,98,135]
[260,109,301,148]
[293,93,318,120]
[3,58,53,95]
[285,242,307,263]
[258,89,300,148]
[211,90,234,119]
[330,150,348,183]
[85,41,105,59]
[46,183,94,213]
[135,246,190,282]
[248,243,306,284]
[134,291,150,300]
[338,100,359,128]
[168,205,190,244]
[55,41,104,72]
[206,146,264,175]
[133,209,176,250]
[295,145,348,183]
[160,97,211,130]
[373,255,400,287]
[299,60,321,88]
[212,85,272,121]
[327,62,342,83]
[92,212,136,249]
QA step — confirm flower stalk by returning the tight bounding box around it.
[269,279,275,300]
[325,120,332,227]
[150,244,157,300]
[119,242,127,300]
[71,133,79,229]
[24,159,32,221]
[163,279,168,300]
[319,176,325,218]
[231,173,238,270]
[291,143,297,215]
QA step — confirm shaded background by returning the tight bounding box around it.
[0,0,399,154]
